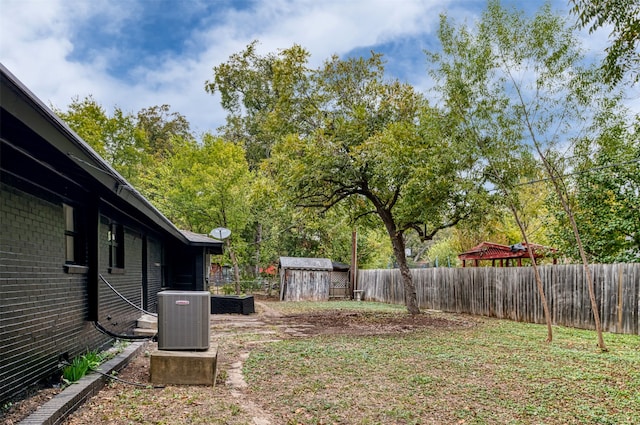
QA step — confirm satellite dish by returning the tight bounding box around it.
[209,227,231,240]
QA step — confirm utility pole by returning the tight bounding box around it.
[350,229,358,297]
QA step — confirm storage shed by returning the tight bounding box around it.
[279,257,332,301]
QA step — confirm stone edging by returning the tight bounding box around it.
[20,341,147,425]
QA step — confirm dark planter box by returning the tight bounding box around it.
[211,295,255,315]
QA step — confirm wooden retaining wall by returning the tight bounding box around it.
[358,264,640,334]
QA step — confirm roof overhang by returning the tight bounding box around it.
[1,64,222,252]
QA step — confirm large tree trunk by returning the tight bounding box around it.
[395,245,420,315]
[374,203,420,314]
[388,227,420,315]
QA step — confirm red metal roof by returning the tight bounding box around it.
[458,241,555,261]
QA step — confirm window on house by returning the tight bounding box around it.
[64,204,76,263]
[108,223,125,271]
[64,204,88,273]
[64,203,88,264]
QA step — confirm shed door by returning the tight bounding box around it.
[330,271,349,298]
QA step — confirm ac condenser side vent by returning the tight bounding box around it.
[157,290,210,350]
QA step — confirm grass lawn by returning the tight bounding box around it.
[244,301,640,425]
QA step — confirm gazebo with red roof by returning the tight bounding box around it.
[458,242,557,267]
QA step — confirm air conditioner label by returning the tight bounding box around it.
[175,300,190,305]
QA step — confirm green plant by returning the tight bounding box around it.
[63,356,90,383]
[239,280,255,294]
[216,369,228,385]
[83,350,104,371]
[221,284,236,295]
[229,404,241,416]
[110,339,129,355]
[62,349,110,384]
[2,401,12,413]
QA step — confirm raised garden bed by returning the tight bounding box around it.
[211,295,255,315]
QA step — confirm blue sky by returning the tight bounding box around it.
[0,0,627,134]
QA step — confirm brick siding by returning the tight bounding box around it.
[0,183,161,405]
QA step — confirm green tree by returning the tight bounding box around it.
[207,41,318,277]
[55,96,109,157]
[55,96,146,183]
[136,104,194,159]
[356,227,394,269]
[551,106,640,262]
[206,40,314,168]
[56,97,195,187]
[141,135,253,293]
[569,0,640,86]
[271,53,485,314]
[250,171,363,269]
[428,0,610,347]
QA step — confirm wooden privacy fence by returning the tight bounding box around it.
[358,264,640,335]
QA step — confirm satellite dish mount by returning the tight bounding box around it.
[209,227,231,240]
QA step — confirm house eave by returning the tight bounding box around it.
[1,64,220,250]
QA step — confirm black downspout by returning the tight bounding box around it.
[87,197,99,321]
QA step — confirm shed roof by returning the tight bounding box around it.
[279,257,333,271]
[332,261,350,272]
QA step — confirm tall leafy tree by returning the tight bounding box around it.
[206,41,317,276]
[251,170,368,268]
[56,97,195,187]
[428,0,610,348]
[141,135,253,293]
[270,53,485,314]
[206,40,314,168]
[551,105,640,263]
[136,104,193,159]
[57,96,257,291]
[428,8,554,339]
[55,96,146,183]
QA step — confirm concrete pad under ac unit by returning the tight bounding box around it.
[150,346,218,386]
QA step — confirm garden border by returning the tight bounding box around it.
[20,341,147,425]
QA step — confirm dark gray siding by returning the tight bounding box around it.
[0,183,108,403]
[146,236,163,313]
[96,218,144,334]
[0,183,164,404]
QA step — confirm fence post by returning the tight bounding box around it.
[617,264,623,333]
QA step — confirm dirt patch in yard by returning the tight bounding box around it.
[1,300,477,425]
[286,309,477,336]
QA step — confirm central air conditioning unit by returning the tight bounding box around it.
[157,290,210,350]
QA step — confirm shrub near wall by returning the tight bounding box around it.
[358,264,640,334]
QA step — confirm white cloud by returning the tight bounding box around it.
[1,0,460,131]
[1,0,636,135]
